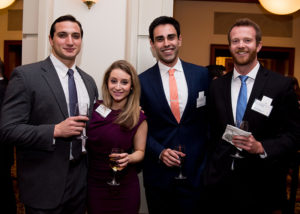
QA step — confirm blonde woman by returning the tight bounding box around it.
[86,60,147,214]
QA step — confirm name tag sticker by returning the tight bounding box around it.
[261,96,273,105]
[95,104,112,118]
[196,91,206,108]
[251,98,273,117]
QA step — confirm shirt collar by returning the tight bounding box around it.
[158,58,183,76]
[233,62,260,81]
[50,53,77,78]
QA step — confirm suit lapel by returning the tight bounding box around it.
[223,72,235,125]
[244,66,268,120]
[41,57,69,118]
[181,62,194,122]
[149,64,176,122]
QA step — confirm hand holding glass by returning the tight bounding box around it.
[230,120,249,159]
[174,145,187,180]
[107,148,123,186]
[74,103,89,140]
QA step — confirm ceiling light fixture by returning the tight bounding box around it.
[82,0,98,10]
[259,0,300,15]
[0,0,15,10]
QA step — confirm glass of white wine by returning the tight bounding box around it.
[107,148,123,186]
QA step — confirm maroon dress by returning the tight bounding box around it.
[86,101,146,214]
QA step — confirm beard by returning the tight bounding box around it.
[231,48,257,66]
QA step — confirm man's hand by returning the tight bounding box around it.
[54,116,89,138]
[232,134,264,154]
[160,148,186,167]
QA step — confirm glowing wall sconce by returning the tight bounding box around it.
[0,0,15,10]
[82,0,98,10]
[259,0,300,15]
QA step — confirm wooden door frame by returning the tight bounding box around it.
[4,40,22,79]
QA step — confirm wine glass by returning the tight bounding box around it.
[230,120,249,159]
[74,103,89,140]
[174,144,187,180]
[107,148,123,186]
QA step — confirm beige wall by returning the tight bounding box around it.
[0,0,23,60]
[174,1,300,81]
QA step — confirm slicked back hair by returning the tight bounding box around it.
[50,14,83,39]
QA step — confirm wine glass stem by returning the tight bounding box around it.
[112,171,117,184]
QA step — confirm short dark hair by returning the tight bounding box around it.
[49,15,83,39]
[227,18,261,46]
[206,65,226,79]
[149,16,180,42]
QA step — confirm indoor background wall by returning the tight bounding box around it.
[174,0,300,81]
[22,0,127,96]
[0,0,22,60]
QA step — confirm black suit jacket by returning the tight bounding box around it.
[0,57,98,209]
[204,65,300,210]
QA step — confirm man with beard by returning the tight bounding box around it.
[0,15,98,214]
[204,18,300,214]
[139,16,210,213]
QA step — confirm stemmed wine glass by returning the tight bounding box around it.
[174,144,187,180]
[107,148,123,186]
[74,103,89,140]
[230,120,249,159]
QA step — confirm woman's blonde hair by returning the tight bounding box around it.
[102,60,141,129]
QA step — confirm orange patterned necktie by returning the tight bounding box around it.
[168,68,180,123]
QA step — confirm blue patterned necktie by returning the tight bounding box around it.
[236,75,248,126]
[67,69,81,159]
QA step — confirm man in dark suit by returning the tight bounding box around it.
[139,16,209,213]
[204,18,300,214]
[0,58,17,214]
[0,15,98,214]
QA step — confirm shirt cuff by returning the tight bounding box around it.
[259,151,267,159]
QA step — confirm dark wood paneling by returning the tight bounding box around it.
[175,0,259,3]
[4,40,22,79]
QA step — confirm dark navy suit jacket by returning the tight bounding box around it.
[139,60,209,189]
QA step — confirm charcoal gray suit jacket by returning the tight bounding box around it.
[0,57,98,209]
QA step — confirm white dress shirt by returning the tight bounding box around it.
[50,54,90,115]
[231,63,267,158]
[231,62,260,124]
[158,59,188,117]
[50,54,90,157]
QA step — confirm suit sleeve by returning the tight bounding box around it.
[145,133,165,160]
[262,78,300,157]
[139,90,165,160]
[0,69,55,151]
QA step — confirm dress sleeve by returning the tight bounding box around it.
[138,111,147,126]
